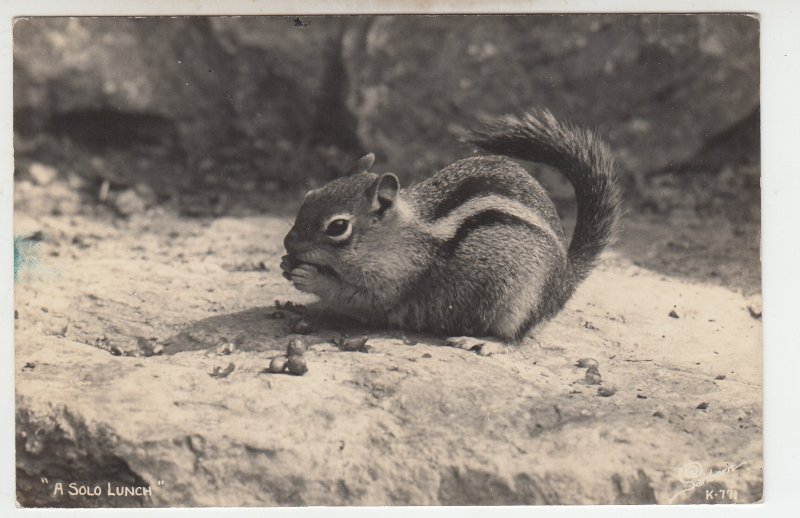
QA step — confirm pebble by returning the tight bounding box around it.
[112,188,147,216]
[29,163,58,185]
[597,387,616,397]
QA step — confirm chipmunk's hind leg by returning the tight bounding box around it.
[489,230,569,342]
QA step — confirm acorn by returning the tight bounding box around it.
[287,356,308,375]
[287,337,306,357]
[269,356,288,373]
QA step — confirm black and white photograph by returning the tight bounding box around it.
[10,9,771,509]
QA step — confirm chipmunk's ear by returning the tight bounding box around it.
[371,173,399,216]
[349,153,376,175]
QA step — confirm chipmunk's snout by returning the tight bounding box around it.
[283,227,302,255]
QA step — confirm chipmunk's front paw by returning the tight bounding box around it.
[280,255,301,278]
[288,264,332,295]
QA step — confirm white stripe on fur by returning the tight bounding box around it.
[422,195,562,246]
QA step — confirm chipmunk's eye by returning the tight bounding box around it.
[323,217,352,241]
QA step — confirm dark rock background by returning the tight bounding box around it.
[13,15,759,217]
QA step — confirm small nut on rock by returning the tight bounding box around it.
[575,358,599,369]
[287,337,306,357]
[332,335,372,353]
[269,356,288,373]
[584,367,603,385]
[287,356,308,376]
[217,342,236,355]
[292,319,314,334]
[210,363,236,379]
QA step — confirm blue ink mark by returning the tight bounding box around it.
[14,231,43,283]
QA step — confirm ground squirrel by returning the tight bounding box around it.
[282,110,621,343]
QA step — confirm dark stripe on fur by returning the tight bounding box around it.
[441,209,539,256]
[431,174,522,220]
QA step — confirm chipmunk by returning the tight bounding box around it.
[281,110,621,344]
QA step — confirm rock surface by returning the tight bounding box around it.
[15,193,762,506]
[342,14,759,179]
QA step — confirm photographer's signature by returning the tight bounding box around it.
[669,461,746,503]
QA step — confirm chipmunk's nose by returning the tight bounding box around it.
[283,227,301,255]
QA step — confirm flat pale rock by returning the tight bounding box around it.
[15,211,762,506]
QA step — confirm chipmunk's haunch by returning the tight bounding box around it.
[281,110,621,342]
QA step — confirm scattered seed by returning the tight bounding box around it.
[584,367,603,385]
[217,342,236,355]
[421,353,432,359]
[287,337,306,357]
[696,402,709,410]
[287,356,308,375]
[715,374,726,380]
[109,345,123,356]
[269,356,288,373]
[333,336,371,353]
[668,310,680,319]
[210,363,235,378]
[652,411,665,418]
[575,358,599,369]
[292,319,313,334]
[276,300,307,314]
[597,387,616,397]
[137,337,162,357]
[187,434,205,454]
[636,394,648,399]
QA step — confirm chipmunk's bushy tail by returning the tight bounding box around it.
[468,109,622,295]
